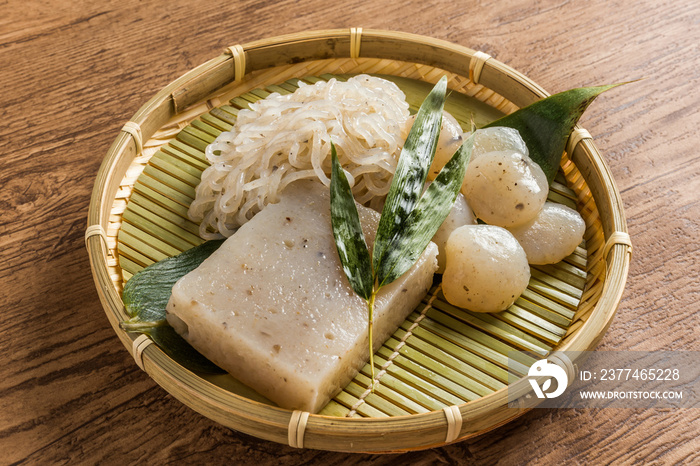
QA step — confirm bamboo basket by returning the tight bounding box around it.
[86,29,632,453]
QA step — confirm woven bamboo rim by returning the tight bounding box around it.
[86,29,631,453]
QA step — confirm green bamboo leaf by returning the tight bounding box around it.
[330,142,374,301]
[375,134,475,286]
[121,240,225,373]
[485,83,624,183]
[372,76,448,274]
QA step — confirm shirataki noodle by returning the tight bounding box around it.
[189,75,410,239]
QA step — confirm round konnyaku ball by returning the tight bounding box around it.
[472,126,529,161]
[508,202,586,265]
[462,150,548,228]
[442,225,530,313]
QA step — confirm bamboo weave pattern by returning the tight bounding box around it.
[110,67,595,418]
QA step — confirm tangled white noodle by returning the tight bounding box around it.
[189,75,410,239]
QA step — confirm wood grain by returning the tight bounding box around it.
[1,0,698,464]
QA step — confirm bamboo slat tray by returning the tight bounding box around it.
[86,29,632,453]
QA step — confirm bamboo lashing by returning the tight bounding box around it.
[547,351,577,383]
[121,121,144,155]
[131,334,153,371]
[442,405,463,443]
[469,51,491,85]
[350,27,363,59]
[85,224,108,250]
[567,127,593,156]
[288,410,310,448]
[228,44,246,82]
[604,231,632,260]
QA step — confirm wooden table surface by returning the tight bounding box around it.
[2,0,698,464]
